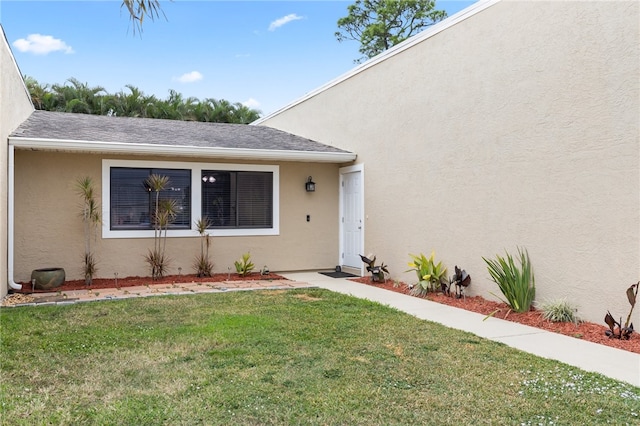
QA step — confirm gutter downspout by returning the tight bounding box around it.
[7,145,21,290]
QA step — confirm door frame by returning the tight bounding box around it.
[339,164,365,275]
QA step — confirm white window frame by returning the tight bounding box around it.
[102,159,279,239]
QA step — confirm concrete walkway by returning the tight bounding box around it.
[5,271,638,387]
[281,272,640,388]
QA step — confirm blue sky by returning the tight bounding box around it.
[1,1,476,116]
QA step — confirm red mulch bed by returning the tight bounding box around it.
[350,277,640,355]
[17,272,287,293]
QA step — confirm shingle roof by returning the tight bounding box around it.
[10,110,350,154]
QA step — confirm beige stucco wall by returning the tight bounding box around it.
[13,151,342,282]
[258,1,640,324]
[0,26,34,297]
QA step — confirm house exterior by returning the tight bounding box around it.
[255,0,640,324]
[0,25,357,296]
[5,110,356,289]
[1,26,35,295]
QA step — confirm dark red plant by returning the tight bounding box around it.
[604,282,638,340]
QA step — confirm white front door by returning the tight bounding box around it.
[340,165,363,269]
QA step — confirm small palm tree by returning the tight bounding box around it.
[193,217,213,277]
[75,176,101,285]
[121,0,165,34]
[145,174,177,279]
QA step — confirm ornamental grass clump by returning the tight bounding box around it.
[538,298,580,324]
[482,247,535,313]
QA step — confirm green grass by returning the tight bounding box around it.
[1,289,638,425]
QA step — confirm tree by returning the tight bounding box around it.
[75,177,101,285]
[121,0,166,34]
[335,0,447,63]
[144,174,177,280]
[25,77,261,123]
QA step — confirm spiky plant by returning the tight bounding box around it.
[193,217,213,277]
[145,249,168,280]
[144,174,176,280]
[75,176,101,285]
[483,247,535,313]
[538,298,580,324]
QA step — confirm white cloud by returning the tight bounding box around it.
[235,53,250,58]
[12,34,74,55]
[243,98,261,109]
[174,71,203,83]
[268,14,303,31]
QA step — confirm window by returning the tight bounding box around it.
[102,160,279,238]
[202,171,273,229]
[110,167,191,230]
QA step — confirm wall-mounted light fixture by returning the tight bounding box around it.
[202,175,216,183]
[305,176,316,192]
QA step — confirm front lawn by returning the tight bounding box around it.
[1,289,638,425]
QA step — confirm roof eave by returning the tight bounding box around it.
[8,137,357,163]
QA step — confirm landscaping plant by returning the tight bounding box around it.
[443,265,471,298]
[193,217,213,277]
[359,254,389,282]
[406,251,447,296]
[234,252,254,277]
[482,247,535,313]
[75,176,101,285]
[538,298,580,324]
[145,174,178,279]
[604,281,638,340]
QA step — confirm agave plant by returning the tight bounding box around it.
[75,176,101,285]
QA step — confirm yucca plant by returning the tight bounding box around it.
[482,247,535,313]
[193,217,213,277]
[234,252,254,277]
[144,174,177,280]
[75,176,101,285]
[406,251,447,297]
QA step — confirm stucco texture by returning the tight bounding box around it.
[0,26,34,297]
[258,1,640,324]
[13,151,342,283]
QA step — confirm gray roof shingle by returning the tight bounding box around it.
[10,110,350,154]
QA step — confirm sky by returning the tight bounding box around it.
[0,0,477,117]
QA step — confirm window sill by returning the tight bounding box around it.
[102,228,279,239]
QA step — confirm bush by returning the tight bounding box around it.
[482,247,535,313]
